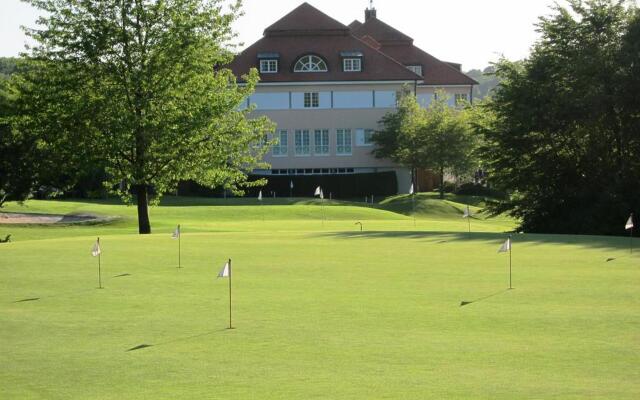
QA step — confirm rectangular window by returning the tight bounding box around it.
[406,65,423,76]
[294,129,310,155]
[336,129,352,155]
[259,59,278,73]
[304,92,319,108]
[272,130,288,156]
[314,129,329,155]
[364,129,375,145]
[455,93,468,106]
[343,58,362,72]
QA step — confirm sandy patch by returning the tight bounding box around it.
[0,212,111,224]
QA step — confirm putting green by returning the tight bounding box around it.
[1,196,638,399]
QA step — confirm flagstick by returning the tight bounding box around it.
[178,225,181,269]
[97,237,102,289]
[228,258,233,329]
[412,194,416,227]
[467,212,471,233]
[508,235,512,289]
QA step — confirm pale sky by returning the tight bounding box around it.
[0,0,603,71]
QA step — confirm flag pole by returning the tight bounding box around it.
[467,206,471,233]
[228,258,233,329]
[412,193,416,227]
[508,235,512,289]
[97,237,102,289]
[178,225,181,268]
[320,189,325,228]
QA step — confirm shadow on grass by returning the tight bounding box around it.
[314,230,639,252]
[460,288,512,307]
[126,329,228,352]
[13,297,40,303]
[12,273,131,303]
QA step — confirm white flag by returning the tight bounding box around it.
[625,214,633,230]
[290,180,294,189]
[217,261,230,278]
[91,240,101,257]
[171,225,180,239]
[258,190,262,201]
[409,183,414,195]
[314,186,322,196]
[498,238,511,253]
[463,205,471,218]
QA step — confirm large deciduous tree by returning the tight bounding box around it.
[480,0,640,235]
[0,78,36,207]
[20,0,273,233]
[373,90,477,198]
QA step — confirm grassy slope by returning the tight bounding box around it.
[0,196,638,399]
[0,194,512,241]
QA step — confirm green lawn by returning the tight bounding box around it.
[1,196,638,399]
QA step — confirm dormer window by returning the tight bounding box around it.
[294,55,328,72]
[260,59,278,73]
[406,65,423,76]
[343,58,361,72]
[258,52,279,73]
[341,51,363,72]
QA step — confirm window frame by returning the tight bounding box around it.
[314,129,330,155]
[336,129,352,155]
[406,65,423,76]
[454,93,468,106]
[363,129,375,145]
[294,129,311,156]
[294,55,329,73]
[259,59,278,74]
[343,58,362,72]
[303,92,320,108]
[272,130,288,157]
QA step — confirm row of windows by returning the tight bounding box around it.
[259,55,362,74]
[269,129,375,157]
[243,91,467,111]
[259,55,425,76]
[271,168,355,175]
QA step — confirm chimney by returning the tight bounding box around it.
[365,7,377,21]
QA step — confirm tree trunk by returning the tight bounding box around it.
[439,167,445,199]
[135,184,151,234]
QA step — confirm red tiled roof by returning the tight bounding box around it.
[348,20,363,30]
[351,15,477,85]
[351,16,413,44]
[264,2,349,37]
[377,44,477,85]
[229,3,475,86]
[230,4,421,83]
[229,34,421,83]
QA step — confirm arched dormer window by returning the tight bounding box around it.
[294,55,328,72]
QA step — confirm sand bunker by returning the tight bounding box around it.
[0,212,112,224]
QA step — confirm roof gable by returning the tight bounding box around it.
[351,15,477,85]
[351,16,413,44]
[264,2,349,37]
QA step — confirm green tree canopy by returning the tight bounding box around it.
[18,0,273,233]
[373,90,478,198]
[480,0,640,234]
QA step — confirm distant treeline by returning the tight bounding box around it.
[465,66,501,101]
[0,57,18,79]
